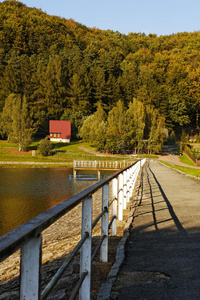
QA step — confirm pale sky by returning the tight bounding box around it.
[3,0,200,36]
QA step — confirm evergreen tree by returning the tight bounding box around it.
[0,93,35,151]
[67,72,91,114]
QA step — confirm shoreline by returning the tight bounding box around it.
[0,161,73,168]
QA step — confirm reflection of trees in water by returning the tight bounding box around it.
[0,168,94,237]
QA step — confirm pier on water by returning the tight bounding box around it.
[0,159,145,300]
[73,160,135,180]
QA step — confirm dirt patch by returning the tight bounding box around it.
[90,236,122,300]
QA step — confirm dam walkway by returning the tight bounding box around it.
[109,159,200,300]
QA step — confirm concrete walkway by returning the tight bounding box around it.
[111,160,200,300]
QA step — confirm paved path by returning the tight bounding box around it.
[111,160,200,300]
[159,153,200,169]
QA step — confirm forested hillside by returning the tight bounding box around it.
[0,1,200,146]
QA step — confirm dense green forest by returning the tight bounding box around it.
[0,1,200,151]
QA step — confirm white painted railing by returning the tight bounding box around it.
[74,160,135,169]
[0,159,146,300]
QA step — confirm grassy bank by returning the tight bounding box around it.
[0,139,157,167]
[179,153,196,166]
[160,160,200,179]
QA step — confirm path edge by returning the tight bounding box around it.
[97,180,142,300]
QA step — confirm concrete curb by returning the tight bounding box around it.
[97,229,130,300]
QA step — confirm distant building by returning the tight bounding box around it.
[48,120,71,143]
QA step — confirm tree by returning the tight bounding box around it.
[148,111,165,153]
[106,100,126,152]
[0,94,14,140]
[79,102,107,150]
[79,114,95,143]
[168,96,190,126]
[0,94,35,151]
[125,98,145,151]
[2,0,200,136]
[181,130,189,144]
[61,108,85,139]
[66,72,91,115]
[188,67,200,129]
[42,55,68,119]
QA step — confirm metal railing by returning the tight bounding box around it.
[0,159,146,300]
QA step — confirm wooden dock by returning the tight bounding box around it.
[73,160,135,179]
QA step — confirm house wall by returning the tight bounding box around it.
[50,138,70,143]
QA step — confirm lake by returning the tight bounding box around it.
[0,168,100,237]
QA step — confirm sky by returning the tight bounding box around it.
[5,0,200,36]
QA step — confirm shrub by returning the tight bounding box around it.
[38,138,52,156]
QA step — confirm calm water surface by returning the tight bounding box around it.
[0,168,96,237]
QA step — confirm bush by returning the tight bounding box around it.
[38,138,52,156]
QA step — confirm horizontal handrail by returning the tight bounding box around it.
[91,235,107,263]
[92,207,108,229]
[0,166,130,262]
[0,159,146,300]
[41,232,89,300]
[108,215,117,230]
[69,271,88,300]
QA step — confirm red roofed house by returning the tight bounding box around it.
[49,120,71,143]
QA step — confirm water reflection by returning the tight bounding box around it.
[0,168,96,237]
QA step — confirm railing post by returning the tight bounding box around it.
[111,178,118,236]
[97,170,101,180]
[126,168,130,203]
[20,234,42,300]
[123,170,127,209]
[100,183,109,262]
[118,173,124,220]
[129,164,137,198]
[80,196,92,300]
[133,163,139,192]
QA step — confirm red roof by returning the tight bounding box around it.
[49,120,71,139]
